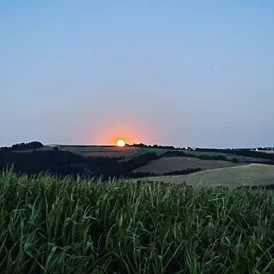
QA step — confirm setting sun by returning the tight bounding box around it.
[117,139,126,147]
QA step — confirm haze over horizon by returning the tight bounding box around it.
[1,0,274,148]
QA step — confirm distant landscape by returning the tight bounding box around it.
[1,141,274,187]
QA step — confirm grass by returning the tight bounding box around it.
[260,150,274,154]
[126,147,172,159]
[1,169,274,273]
[130,148,230,159]
[133,157,242,175]
[59,145,137,158]
[135,163,274,187]
[180,150,231,157]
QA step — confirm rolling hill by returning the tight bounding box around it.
[133,156,243,174]
[134,164,274,187]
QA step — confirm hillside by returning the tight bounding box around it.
[135,164,274,187]
[59,145,137,158]
[2,142,274,180]
[133,156,242,175]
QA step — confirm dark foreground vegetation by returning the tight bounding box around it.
[1,170,274,273]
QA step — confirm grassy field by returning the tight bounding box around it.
[131,148,231,158]
[1,170,274,273]
[225,155,271,163]
[260,150,274,154]
[136,164,274,187]
[179,151,271,163]
[10,145,138,158]
[133,157,243,175]
[124,147,183,159]
[57,145,137,158]
[12,146,166,159]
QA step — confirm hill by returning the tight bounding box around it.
[2,142,274,180]
[11,144,272,164]
[58,145,137,158]
[133,156,242,175]
[134,164,274,187]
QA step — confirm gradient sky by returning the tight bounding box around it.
[1,0,274,148]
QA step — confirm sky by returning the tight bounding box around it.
[1,0,274,148]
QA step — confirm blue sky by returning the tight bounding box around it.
[1,0,274,148]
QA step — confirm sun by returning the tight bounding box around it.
[117,139,125,147]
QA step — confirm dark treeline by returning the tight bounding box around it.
[225,149,274,161]
[127,168,202,178]
[163,168,202,176]
[132,143,176,150]
[10,141,44,151]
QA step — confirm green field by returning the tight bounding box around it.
[135,163,274,187]
[58,145,137,158]
[126,147,172,159]
[133,156,242,174]
[130,148,231,158]
[1,170,274,273]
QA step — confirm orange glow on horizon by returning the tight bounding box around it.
[117,139,125,147]
[94,125,145,146]
[85,116,155,146]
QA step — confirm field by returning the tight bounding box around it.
[136,163,274,187]
[2,170,274,273]
[133,157,243,174]
[130,148,232,158]
[126,147,173,158]
[11,145,138,158]
[51,145,138,158]
[260,150,274,154]
[225,155,271,163]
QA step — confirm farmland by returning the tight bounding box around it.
[1,170,274,273]
[58,145,137,158]
[133,156,243,174]
[135,163,274,187]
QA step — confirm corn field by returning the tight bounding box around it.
[1,169,274,273]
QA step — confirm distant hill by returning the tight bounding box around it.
[2,142,274,181]
[132,156,243,175]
